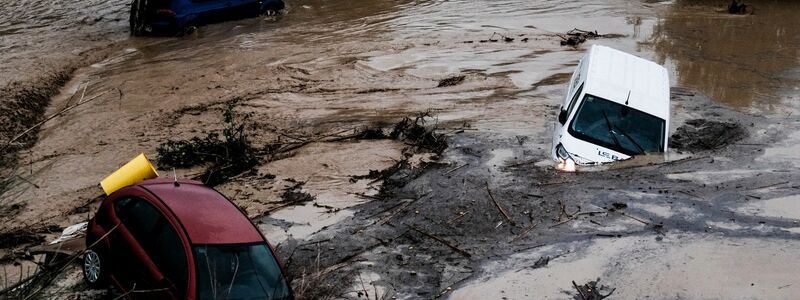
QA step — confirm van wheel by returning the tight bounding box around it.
[83,248,108,289]
[129,0,147,36]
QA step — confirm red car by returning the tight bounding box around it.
[83,178,293,299]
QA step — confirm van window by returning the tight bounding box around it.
[568,94,665,155]
[566,83,584,115]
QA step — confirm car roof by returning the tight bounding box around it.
[583,45,670,120]
[137,179,264,245]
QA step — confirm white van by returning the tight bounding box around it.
[551,45,670,170]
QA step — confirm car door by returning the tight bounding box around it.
[112,197,172,299]
[147,213,190,299]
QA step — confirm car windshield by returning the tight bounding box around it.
[568,94,665,155]
[194,243,291,300]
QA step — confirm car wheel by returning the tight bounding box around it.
[83,248,108,288]
[129,0,147,36]
[260,0,285,15]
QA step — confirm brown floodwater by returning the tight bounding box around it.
[3,0,798,111]
[2,0,800,297]
[651,0,800,110]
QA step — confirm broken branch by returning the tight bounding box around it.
[409,225,471,258]
[485,182,516,226]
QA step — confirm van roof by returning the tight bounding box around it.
[584,45,670,119]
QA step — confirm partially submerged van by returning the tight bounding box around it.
[551,45,669,170]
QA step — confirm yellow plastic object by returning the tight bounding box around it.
[100,153,159,195]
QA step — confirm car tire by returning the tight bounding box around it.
[129,0,147,36]
[260,0,285,15]
[83,248,109,289]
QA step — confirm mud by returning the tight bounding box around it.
[670,119,747,152]
[1,0,800,298]
[270,91,800,299]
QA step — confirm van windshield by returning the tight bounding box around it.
[194,243,291,300]
[568,94,665,155]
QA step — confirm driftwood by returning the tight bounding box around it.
[409,225,471,258]
[485,182,516,226]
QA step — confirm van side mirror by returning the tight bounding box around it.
[558,109,568,125]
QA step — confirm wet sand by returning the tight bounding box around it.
[1,0,799,298]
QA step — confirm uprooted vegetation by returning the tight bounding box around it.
[157,98,449,188]
[157,98,260,186]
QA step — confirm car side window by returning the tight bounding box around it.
[115,197,188,297]
[566,83,585,116]
[117,198,160,240]
[151,221,188,298]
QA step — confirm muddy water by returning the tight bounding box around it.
[652,0,800,110]
[3,0,800,298]
[0,0,129,87]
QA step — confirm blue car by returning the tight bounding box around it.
[129,0,285,35]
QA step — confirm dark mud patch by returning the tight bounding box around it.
[0,231,44,252]
[531,72,572,90]
[437,75,466,88]
[669,119,747,152]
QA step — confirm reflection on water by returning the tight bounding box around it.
[649,0,800,109]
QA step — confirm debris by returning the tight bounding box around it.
[437,75,466,87]
[510,223,537,243]
[532,256,550,269]
[669,119,746,152]
[49,222,87,245]
[572,278,616,300]
[611,202,627,210]
[156,97,259,186]
[276,182,315,210]
[408,225,471,258]
[486,182,516,226]
[375,195,426,226]
[389,111,448,154]
[559,28,599,46]
[446,211,470,225]
[444,163,468,175]
[489,32,515,43]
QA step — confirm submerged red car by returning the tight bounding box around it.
[83,178,292,299]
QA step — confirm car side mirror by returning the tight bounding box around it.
[558,109,568,125]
